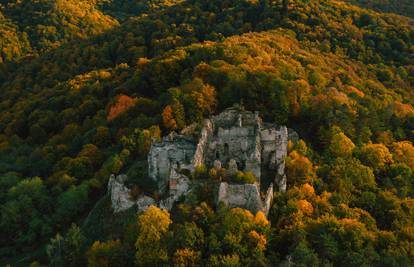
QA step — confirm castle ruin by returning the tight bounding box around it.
[109,106,290,216]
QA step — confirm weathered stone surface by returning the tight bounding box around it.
[108,174,135,213]
[228,159,238,175]
[288,128,300,143]
[148,133,196,193]
[218,182,263,214]
[136,195,156,212]
[169,168,191,197]
[278,174,287,193]
[108,175,156,213]
[193,119,213,167]
[264,183,274,216]
[214,160,222,170]
[205,107,262,179]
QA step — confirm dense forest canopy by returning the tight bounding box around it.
[1,0,414,266]
[345,0,414,18]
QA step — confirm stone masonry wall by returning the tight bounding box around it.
[193,119,213,168]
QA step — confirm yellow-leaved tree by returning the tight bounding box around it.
[392,141,414,170]
[328,127,355,158]
[359,143,393,170]
[285,150,315,186]
[135,206,172,266]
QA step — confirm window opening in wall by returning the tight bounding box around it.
[224,143,229,156]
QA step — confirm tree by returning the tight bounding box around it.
[286,150,315,186]
[306,215,379,266]
[247,230,267,252]
[29,124,47,144]
[93,126,111,147]
[327,158,376,200]
[162,99,186,130]
[135,206,172,266]
[107,94,136,121]
[87,240,127,267]
[63,224,87,267]
[78,144,102,168]
[46,233,64,266]
[162,105,177,130]
[173,249,201,267]
[232,171,257,184]
[56,184,89,224]
[208,254,240,267]
[0,177,52,249]
[284,240,320,267]
[358,143,393,170]
[329,128,355,158]
[182,78,217,123]
[172,222,204,250]
[121,126,161,156]
[220,208,270,258]
[392,141,414,170]
[281,0,289,17]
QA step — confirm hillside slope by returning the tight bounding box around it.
[1,0,414,265]
[0,0,118,58]
[345,0,414,18]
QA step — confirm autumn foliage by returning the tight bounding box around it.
[107,95,137,121]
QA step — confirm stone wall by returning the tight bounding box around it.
[148,133,196,193]
[263,183,274,216]
[217,182,264,214]
[193,119,213,168]
[275,126,288,191]
[108,174,156,213]
[108,174,135,213]
[260,125,288,191]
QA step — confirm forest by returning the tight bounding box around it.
[1,0,414,266]
[344,0,414,18]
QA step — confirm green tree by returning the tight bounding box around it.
[63,224,87,267]
[171,222,204,250]
[56,183,89,224]
[327,158,376,201]
[87,239,127,267]
[283,240,320,267]
[0,177,52,249]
